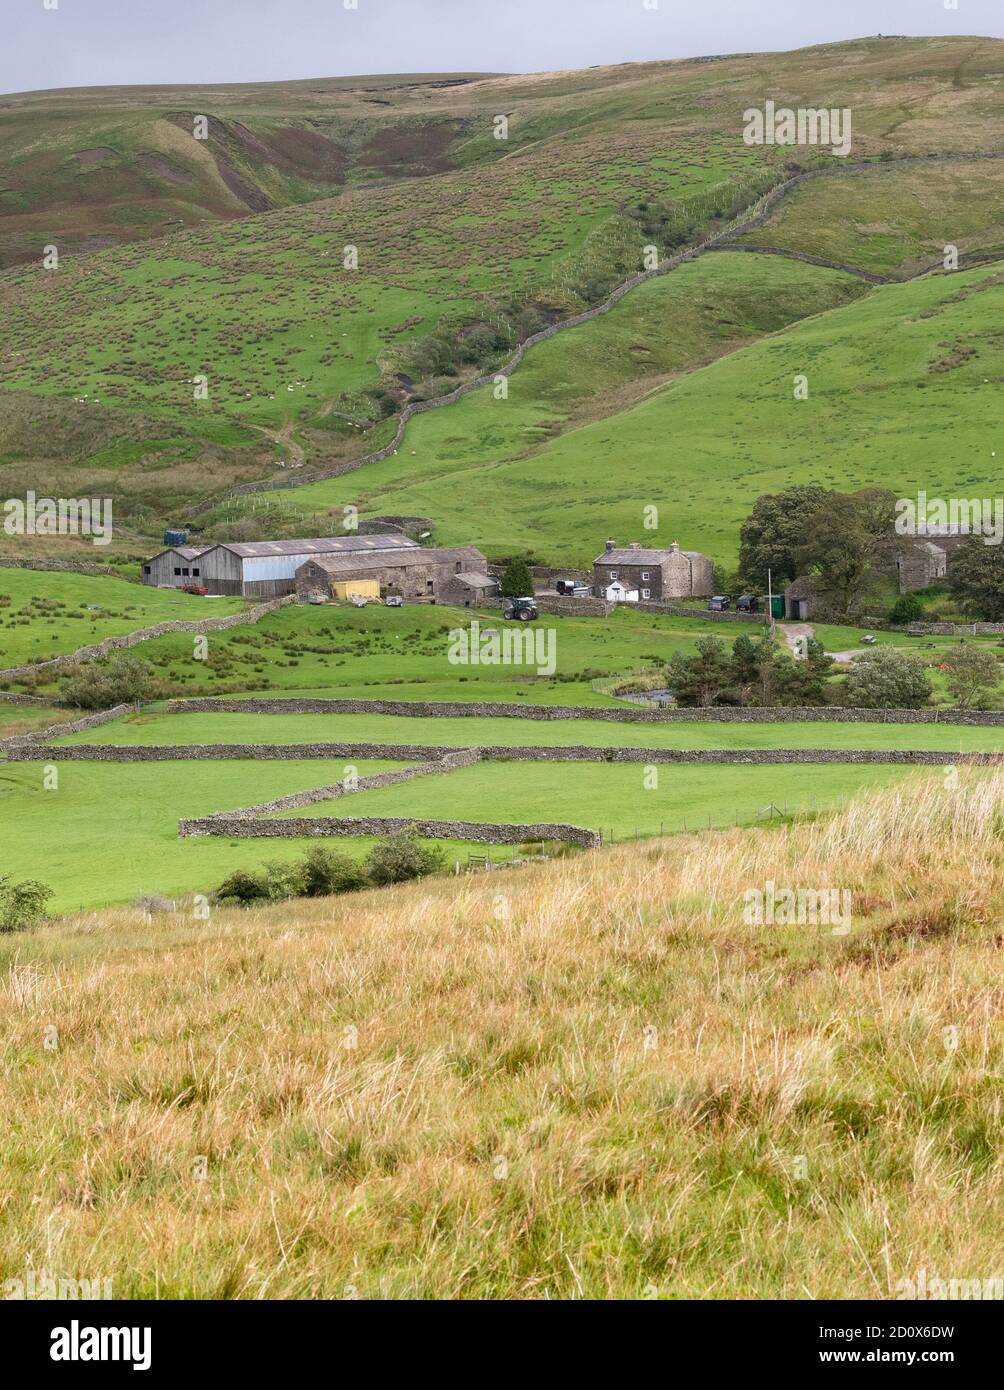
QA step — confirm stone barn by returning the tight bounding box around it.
[295,545,498,606]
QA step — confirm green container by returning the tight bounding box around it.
[764,595,784,619]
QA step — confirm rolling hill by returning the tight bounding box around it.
[1,35,1003,540]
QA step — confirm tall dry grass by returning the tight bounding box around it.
[3,768,1004,1299]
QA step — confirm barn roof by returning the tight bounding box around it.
[219,535,418,559]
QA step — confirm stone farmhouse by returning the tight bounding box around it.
[896,540,947,593]
[592,539,713,601]
[141,535,498,605]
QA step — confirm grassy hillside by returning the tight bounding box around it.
[3,767,1003,1296]
[280,261,1000,568]
[732,158,1004,275]
[2,36,1003,531]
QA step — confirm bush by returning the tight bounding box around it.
[299,845,370,897]
[844,648,933,709]
[214,868,270,905]
[889,593,923,626]
[0,875,53,933]
[365,829,446,886]
[61,653,156,710]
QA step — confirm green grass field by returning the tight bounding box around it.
[0,570,245,671]
[284,758,918,839]
[56,707,1004,753]
[0,756,410,911]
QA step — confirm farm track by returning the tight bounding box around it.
[183,149,1004,521]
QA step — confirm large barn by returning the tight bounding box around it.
[141,535,421,597]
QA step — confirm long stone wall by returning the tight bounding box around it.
[166,697,1004,726]
[179,813,601,848]
[0,594,295,684]
[15,741,1003,767]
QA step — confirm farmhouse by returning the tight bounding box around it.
[295,544,498,605]
[593,539,713,601]
[142,535,421,597]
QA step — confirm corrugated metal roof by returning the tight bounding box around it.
[220,535,418,559]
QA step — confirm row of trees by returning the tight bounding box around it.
[666,632,833,708]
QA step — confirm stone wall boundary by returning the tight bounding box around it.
[166,696,1004,726]
[179,813,601,848]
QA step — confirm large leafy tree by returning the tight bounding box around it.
[940,644,1003,709]
[795,489,896,617]
[667,636,733,707]
[949,538,1004,621]
[738,485,834,589]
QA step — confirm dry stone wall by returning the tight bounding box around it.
[167,697,1004,726]
[179,813,601,848]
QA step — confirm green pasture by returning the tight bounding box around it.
[0,756,409,911]
[56,707,1004,754]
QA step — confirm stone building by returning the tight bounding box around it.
[592,539,713,601]
[295,544,498,606]
[896,540,947,594]
[141,534,420,597]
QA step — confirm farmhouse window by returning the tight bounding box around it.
[641,571,650,581]
[143,566,151,574]
[642,589,651,599]
[609,570,617,579]
[193,569,200,577]
[174,568,181,576]
[182,568,190,576]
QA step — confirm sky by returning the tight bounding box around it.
[4,0,1003,95]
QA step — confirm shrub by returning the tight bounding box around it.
[61,653,156,710]
[299,845,370,897]
[0,875,53,933]
[889,593,923,625]
[843,648,933,709]
[214,869,270,905]
[365,829,446,886]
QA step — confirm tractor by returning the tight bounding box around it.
[503,596,539,621]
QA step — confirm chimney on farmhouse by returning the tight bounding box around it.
[605,538,615,552]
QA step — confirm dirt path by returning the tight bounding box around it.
[184,150,1004,521]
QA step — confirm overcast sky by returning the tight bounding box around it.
[4,0,1003,95]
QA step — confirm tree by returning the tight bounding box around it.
[795,491,892,617]
[844,648,932,709]
[366,829,446,886]
[667,636,734,707]
[949,538,1004,621]
[738,485,834,589]
[940,644,1003,709]
[889,592,923,626]
[0,875,53,933]
[61,653,156,710]
[499,556,535,599]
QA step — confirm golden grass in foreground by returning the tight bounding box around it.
[3,770,1004,1299]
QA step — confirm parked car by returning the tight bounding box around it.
[736,594,759,613]
[385,595,403,607]
[709,595,731,611]
[860,633,877,644]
